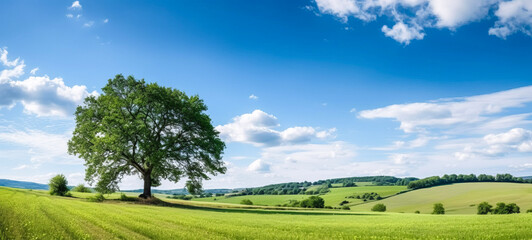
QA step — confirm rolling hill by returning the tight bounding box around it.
[0,179,48,190]
[350,182,532,214]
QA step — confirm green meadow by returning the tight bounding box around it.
[193,184,407,207]
[1,186,532,240]
[350,182,532,214]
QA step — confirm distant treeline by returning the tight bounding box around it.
[232,176,418,196]
[407,174,532,190]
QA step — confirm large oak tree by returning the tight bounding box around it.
[68,75,225,198]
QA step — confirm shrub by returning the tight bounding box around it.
[240,199,253,205]
[493,202,520,214]
[88,193,105,202]
[371,203,386,212]
[415,210,420,214]
[72,184,92,193]
[324,206,333,209]
[526,209,532,213]
[49,174,69,196]
[477,202,493,215]
[432,203,445,215]
[300,196,325,208]
[339,200,349,206]
[342,206,350,210]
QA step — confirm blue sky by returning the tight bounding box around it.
[1,0,532,189]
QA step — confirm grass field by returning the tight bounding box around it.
[350,182,532,214]
[1,187,532,239]
[193,185,407,207]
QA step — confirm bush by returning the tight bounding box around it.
[477,202,493,215]
[493,202,520,214]
[49,174,69,196]
[526,209,532,213]
[432,203,445,214]
[415,210,420,214]
[371,203,386,212]
[300,196,325,208]
[88,193,105,202]
[339,200,349,206]
[240,199,253,205]
[72,184,92,193]
[324,206,333,209]
[342,206,351,210]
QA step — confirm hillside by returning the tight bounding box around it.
[0,179,48,190]
[1,187,531,239]
[350,182,532,214]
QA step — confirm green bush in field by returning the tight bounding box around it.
[119,193,136,201]
[371,203,386,212]
[414,210,420,214]
[493,202,520,214]
[240,199,253,205]
[49,174,69,196]
[526,209,532,213]
[432,203,445,215]
[88,193,105,202]
[342,206,350,210]
[300,196,325,208]
[477,202,493,214]
[72,184,92,193]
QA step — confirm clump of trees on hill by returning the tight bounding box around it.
[279,196,325,208]
[478,202,520,214]
[371,203,387,212]
[432,203,445,214]
[407,174,531,190]
[348,192,382,201]
[230,176,417,197]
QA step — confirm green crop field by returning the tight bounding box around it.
[193,185,407,207]
[350,182,532,214]
[1,187,532,239]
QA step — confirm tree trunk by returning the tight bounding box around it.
[141,175,151,199]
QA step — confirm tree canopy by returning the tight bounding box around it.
[68,75,225,198]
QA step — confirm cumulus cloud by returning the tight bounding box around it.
[216,110,335,146]
[69,1,82,10]
[489,0,532,38]
[359,85,532,133]
[0,48,97,117]
[249,94,258,100]
[83,21,94,28]
[313,0,532,44]
[247,159,271,173]
[455,128,532,159]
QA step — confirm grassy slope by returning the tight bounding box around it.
[351,182,532,214]
[1,187,532,239]
[193,185,407,207]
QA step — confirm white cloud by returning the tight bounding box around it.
[83,21,94,28]
[69,1,82,10]
[29,68,38,75]
[249,94,258,100]
[0,128,78,165]
[359,85,532,133]
[313,0,532,44]
[489,0,532,38]
[66,14,74,18]
[382,22,425,45]
[0,47,98,117]
[103,19,109,24]
[247,159,271,173]
[216,110,335,146]
[455,128,532,159]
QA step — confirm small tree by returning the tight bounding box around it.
[432,203,445,214]
[371,203,387,212]
[72,184,92,193]
[300,196,325,208]
[49,174,69,196]
[493,202,507,214]
[240,199,253,205]
[477,202,493,215]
